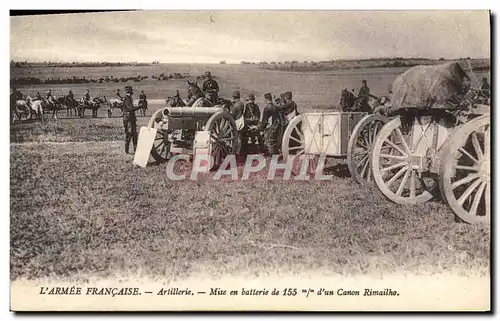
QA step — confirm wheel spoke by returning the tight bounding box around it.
[294,126,304,141]
[396,169,411,196]
[469,181,486,216]
[395,128,411,153]
[356,154,369,169]
[379,153,406,160]
[451,173,480,189]
[455,165,477,172]
[459,147,479,164]
[409,170,416,199]
[471,132,483,160]
[290,135,302,144]
[386,165,408,188]
[371,122,380,144]
[484,127,490,159]
[289,145,305,151]
[296,150,305,157]
[381,161,407,173]
[360,155,370,178]
[457,179,482,206]
[383,138,407,156]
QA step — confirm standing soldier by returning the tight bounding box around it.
[68,89,74,101]
[258,93,284,156]
[122,85,140,154]
[245,93,263,151]
[229,91,247,157]
[139,90,148,116]
[202,71,219,105]
[357,80,370,112]
[276,91,298,126]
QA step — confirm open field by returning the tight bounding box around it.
[10,63,490,282]
[11,62,490,110]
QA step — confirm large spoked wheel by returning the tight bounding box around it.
[347,114,388,185]
[281,115,320,175]
[371,116,438,205]
[439,115,490,224]
[205,111,238,168]
[147,109,171,163]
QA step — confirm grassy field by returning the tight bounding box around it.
[10,64,491,282]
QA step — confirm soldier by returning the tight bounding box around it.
[68,89,74,101]
[357,80,370,112]
[202,71,219,105]
[116,88,123,101]
[258,93,284,156]
[229,91,247,156]
[139,90,147,101]
[84,89,91,105]
[245,93,263,150]
[276,91,298,125]
[46,89,54,104]
[36,92,43,101]
[122,85,140,154]
[11,87,23,101]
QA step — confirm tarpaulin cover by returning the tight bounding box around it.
[390,62,468,111]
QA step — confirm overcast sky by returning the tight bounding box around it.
[10,10,490,63]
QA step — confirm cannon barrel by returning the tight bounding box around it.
[162,107,224,118]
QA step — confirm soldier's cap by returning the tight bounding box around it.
[247,93,255,100]
[362,79,367,83]
[205,71,211,75]
[264,93,272,100]
[284,91,292,99]
[232,90,240,98]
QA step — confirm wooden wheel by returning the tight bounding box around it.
[147,109,171,163]
[371,116,438,205]
[281,115,321,175]
[205,111,238,168]
[439,115,490,224]
[347,114,388,185]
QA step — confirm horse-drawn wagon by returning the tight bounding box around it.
[368,62,491,224]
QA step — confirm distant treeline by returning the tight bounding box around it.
[10,61,157,68]
[253,57,490,72]
[11,73,214,86]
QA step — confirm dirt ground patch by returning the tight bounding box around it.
[10,141,490,281]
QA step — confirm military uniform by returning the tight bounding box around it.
[481,78,490,98]
[244,94,263,150]
[259,93,283,155]
[122,86,138,154]
[202,72,219,105]
[357,81,370,112]
[276,92,298,125]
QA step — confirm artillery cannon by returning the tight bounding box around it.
[134,106,239,170]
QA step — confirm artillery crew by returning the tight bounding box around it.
[259,93,284,156]
[122,85,139,155]
[202,71,219,105]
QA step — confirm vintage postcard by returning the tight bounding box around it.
[9,10,491,311]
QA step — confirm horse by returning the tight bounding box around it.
[62,95,79,118]
[138,99,148,117]
[107,97,123,118]
[11,98,31,122]
[186,80,213,107]
[42,96,66,120]
[166,90,187,107]
[79,96,106,118]
[339,89,389,114]
[21,96,44,122]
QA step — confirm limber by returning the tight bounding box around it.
[163,154,334,181]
